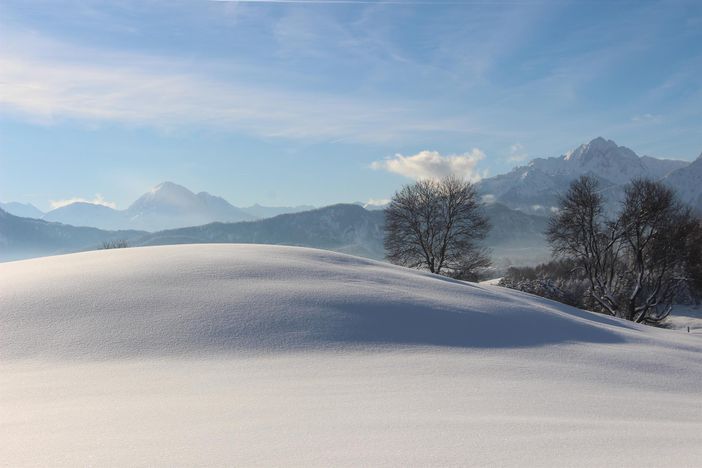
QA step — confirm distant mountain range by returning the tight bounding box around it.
[3,182,318,232]
[1,137,700,266]
[0,202,549,265]
[40,182,258,231]
[0,209,146,262]
[239,203,316,219]
[137,204,387,260]
[4,137,700,229]
[477,137,699,215]
[0,202,45,219]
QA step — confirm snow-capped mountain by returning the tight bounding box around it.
[38,182,322,231]
[125,182,255,231]
[41,182,255,231]
[538,137,648,185]
[478,137,691,214]
[0,201,44,219]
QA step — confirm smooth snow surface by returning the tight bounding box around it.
[664,305,702,334]
[1,244,701,467]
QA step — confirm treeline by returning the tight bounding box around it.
[500,176,702,325]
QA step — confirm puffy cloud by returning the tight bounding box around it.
[370,149,486,181]
[50,194,117,210]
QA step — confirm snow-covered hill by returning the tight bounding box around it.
[478,137,691,214]
[1,244,700,466]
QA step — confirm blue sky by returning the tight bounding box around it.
[0,0,700,211]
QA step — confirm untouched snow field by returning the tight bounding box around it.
[1,244,701,467]
[663,305,702,334]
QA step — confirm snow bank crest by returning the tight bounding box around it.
[0,244,696,359]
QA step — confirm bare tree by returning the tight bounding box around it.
[547,176,700,324]
[618,179,697,322]
[686,220,702,304]
[546,176,624,316]
[384,176,491,280]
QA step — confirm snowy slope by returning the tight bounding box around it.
[1,244,701,466]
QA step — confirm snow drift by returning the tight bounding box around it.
[1,244,701,466]
[2,243,691,358]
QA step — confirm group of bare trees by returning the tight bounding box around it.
[100,239,129,250]
[384,173,701,326]
[384,176,491,281]
[546,176,701,324]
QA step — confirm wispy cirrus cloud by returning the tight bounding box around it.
[631,113,663,124]
[0,29,484,144]
[370,149,486,181]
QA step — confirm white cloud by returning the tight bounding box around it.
[508,143,528,162]
[50,194,117,210]
[370,149,486,181]
[363,198,390,208]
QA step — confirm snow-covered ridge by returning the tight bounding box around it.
[1,244,698,359]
